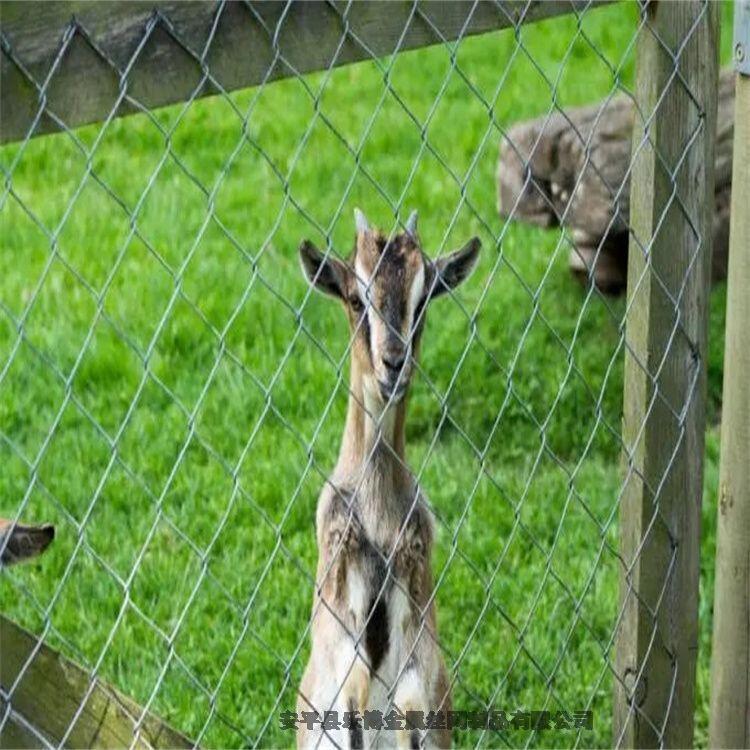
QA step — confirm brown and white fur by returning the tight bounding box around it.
[297,209,480,749]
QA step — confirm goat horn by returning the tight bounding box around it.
[405,210,418,237]
[354,208,370,234]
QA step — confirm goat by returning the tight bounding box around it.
[297,208,480,749]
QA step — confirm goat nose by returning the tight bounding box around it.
[382,354,406,373]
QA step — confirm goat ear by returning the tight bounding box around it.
[299,240,347,299]
[0,519,55,566]
[430,237,481,298]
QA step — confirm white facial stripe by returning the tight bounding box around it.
[355,257,371,304]
[367,307,380,356]
[355,256,381,356]
[406,262,425,334]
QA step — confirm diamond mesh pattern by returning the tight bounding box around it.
[0,1,720,748]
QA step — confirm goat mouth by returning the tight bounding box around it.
[378,379,407,403]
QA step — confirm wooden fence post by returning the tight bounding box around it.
[708,1,750,745]
[613,1,719,747]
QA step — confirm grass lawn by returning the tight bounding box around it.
[0,3,735,747]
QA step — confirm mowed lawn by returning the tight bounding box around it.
[0,3,734,747]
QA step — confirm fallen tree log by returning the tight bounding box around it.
[497,67,734,294]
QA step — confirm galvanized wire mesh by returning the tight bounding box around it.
[0,1,719,748]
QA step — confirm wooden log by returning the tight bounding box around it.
[0,0,615,145]
[613,1,719,746]
[0,614,193,748]
[497,68,734,294]
[708,63,750,749]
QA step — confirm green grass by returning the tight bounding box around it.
[0,3,734,747]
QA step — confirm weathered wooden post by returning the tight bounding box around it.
[708,1,750,747]
[613,1,719,747]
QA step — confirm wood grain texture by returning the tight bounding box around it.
[0,709,49,749]
[0,614,193,749]
[0,0,613,144]
[613,2,720,747]
[496,68,735,294]
[708,70,750,750]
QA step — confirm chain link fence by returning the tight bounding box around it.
[0,1,730,748]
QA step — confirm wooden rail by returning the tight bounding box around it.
[614,1,720,746]
[0,0,614,145]
[0,614,193,748]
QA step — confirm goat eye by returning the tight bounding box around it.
[349,296,364,313]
